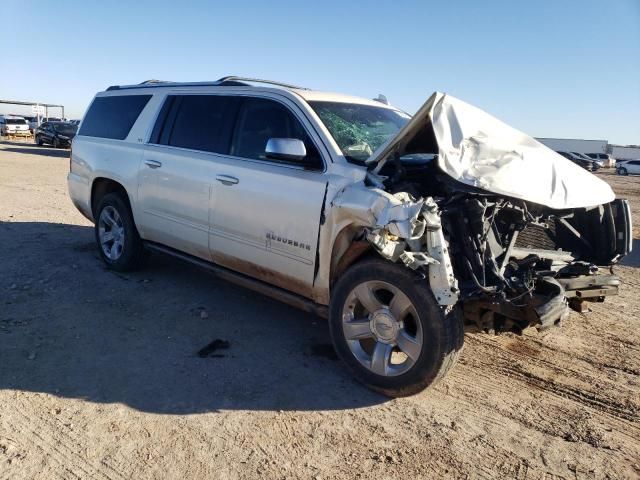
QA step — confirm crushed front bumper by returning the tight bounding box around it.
[463,269,620,333]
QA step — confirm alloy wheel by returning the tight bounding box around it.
[341,280,423,377]
[98,206,125,261]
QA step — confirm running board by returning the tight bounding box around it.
[143,242,328,319]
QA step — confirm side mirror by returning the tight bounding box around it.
[265,138,306,162]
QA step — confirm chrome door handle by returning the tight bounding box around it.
[216,175,239,186]
[144,159,162,169]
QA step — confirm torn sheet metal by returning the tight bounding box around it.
[326,184,459,306]
[368,92,615,210]
[329,185,424,235]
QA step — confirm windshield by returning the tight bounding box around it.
[309,101,410,163]
[6,118,27,125]
[53,123,78,135]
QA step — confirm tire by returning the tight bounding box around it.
[329,257,464,397]
[618,167,628,176]
[94,193,147,271]
[36,135,43,146]
[53,137,59,149]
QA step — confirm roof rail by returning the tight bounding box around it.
[216,76,308,90]
[139,79,171,85]
[105,76,308,92]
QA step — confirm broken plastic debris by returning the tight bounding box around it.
[399,251,438,270]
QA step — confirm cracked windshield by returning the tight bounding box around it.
[309,101,410,162]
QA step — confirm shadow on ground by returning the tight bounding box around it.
[0,221,384,414]
[0,143,70,158]
[620,239,640,267]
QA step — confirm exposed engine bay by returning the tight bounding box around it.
[364,155,633,333]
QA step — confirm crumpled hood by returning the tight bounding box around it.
[368,92,615,209]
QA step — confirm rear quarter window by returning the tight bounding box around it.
[79,95,151,140]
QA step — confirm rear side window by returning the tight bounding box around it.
[158,95,239,153]
[79,95,151,140]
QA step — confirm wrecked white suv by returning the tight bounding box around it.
[68,77,632,397]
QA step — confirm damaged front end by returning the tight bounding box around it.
[324,91,632,334]
[441,195,632,333]
[330,183,632,333]
[364,193,459,306]
[323,184,459,308]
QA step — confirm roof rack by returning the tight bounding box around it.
[106,76,308,91]
[217,76,308,90]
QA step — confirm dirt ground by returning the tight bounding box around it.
[1,140,638,480]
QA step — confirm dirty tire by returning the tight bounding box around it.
[329,257,464,397]
[94,193,147,272]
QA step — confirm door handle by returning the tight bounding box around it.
[144,159,162,169]
[216,175,239,186]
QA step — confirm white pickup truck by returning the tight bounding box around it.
[68,77,632,397]
[0,115,30,137]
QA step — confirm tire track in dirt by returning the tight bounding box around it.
[523,335,640,377]
[464,334,640,424]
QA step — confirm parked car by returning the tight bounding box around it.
[35,121,78,148]
[21,115,39,133]
[69,119,81,125]
[68,77,632,397]
[571,152,603,169]
[586,153,616,168]
[556,151,597,171]
[0,115,31,137]
[616,160,640,176]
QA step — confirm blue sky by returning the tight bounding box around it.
[2,0,639,144]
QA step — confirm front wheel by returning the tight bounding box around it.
[618,167,628,176]
[329,258,464,397]
[36,135,43,146]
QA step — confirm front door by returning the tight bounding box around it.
[208,96,327,297]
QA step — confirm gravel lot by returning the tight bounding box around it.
[1,140,639,479]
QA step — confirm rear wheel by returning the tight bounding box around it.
[329,258,464,397]
[94,193,147,271]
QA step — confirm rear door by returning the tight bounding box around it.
[41,123,52,143]
[137,94,240,260]
[208,96,327,297]
[629,161,640,174]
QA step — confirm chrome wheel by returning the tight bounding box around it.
[98,206,125,261]
[341,280,423,377]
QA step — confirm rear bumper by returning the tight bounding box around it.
[3,130,31,136]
